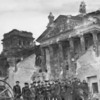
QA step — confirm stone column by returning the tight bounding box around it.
[58,42,64,66]
[80,34,85,54]
[69,38,75,72]
[58,42,66,79]
[69,38,74,54]
[92,32,99,57]
[40,47,46,71]
[48,45,55,80]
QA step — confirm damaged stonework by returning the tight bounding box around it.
[76,45,100,98]
[7,54,38,88]
[7,53,52,88]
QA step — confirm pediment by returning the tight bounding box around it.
[37,14,100,43]
[41,17,80,42]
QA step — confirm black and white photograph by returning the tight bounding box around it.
[0,0,99,100]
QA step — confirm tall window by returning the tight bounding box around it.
[19,40,21,45]
[66,64,69,70]
[92,82,98,93]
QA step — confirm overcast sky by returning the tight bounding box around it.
[0,0,100,52]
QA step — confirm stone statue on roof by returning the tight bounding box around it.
[79,1,86,14]
[47,12,55,28]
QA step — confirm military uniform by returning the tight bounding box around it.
[34,85,39,100]
[60,83,68,100]
[38,85,44,100]
[22,84,31,100]
[54,82,61,100]
[46,84,52,100]
[66,82,73,100]
[72,79,83,100]
[81,81,89,100]
[51,83,55,100]
[13,84,21,100]
[30,86,35,100]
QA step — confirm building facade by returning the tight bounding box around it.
[1,29,35,67]
[0,29,43,87]
[37,2,100,97]
[7,53,40,88]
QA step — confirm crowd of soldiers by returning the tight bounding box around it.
[13,78,89,100]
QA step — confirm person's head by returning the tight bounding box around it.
[38,81,41,85]
[33,82,36,86]
[24,82,29,87]
[83,80,86,83]
[16,81,20,85]
[30,83,33,87]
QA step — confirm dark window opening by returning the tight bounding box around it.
[66,65,69,70]
[39,69,42,73]
[16,59,21,64]
[0,71,2,76]
[19,40,21,45]
[92,82,98,93]
[35,55,41,66]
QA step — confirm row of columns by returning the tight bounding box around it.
[40,31,99,79]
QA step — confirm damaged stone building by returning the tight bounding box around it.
[0,1,100,97]
[37,1,100,96]
[0,29,42,87]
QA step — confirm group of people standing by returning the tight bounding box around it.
[13,78,89,100]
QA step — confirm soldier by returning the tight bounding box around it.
[43,80,48,100]
[40,82,44,100]
[22,82,31,100]
[30,83,35,100]
[72,78,83,100]
[60,81,68,100]
[54,80,61,100]
[81,80,89,100]
[13,81,21,100]
[46,81,52,100]
[38,81,44,100]
[51,81,55,100]
[66,81,73,100]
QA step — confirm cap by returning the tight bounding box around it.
[37,81,40,83]
[24,82,28,85]
[16,81,19,83]
[30,83,33,85]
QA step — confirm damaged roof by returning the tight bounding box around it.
[37,10,100,43]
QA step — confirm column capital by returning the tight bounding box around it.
[48,45,53,51]
[91,30,98,34]
[69,37,74,42]
[78,34,84,37]
[57,40,62,43]
[58,41,63,48]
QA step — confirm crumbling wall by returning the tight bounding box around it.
[76,46,100,95]
[76,46,100,79]
[7,54,39,88]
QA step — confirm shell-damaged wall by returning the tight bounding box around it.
[7,53,51,88]
[76,45,100,95]
[7,54,39,88]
